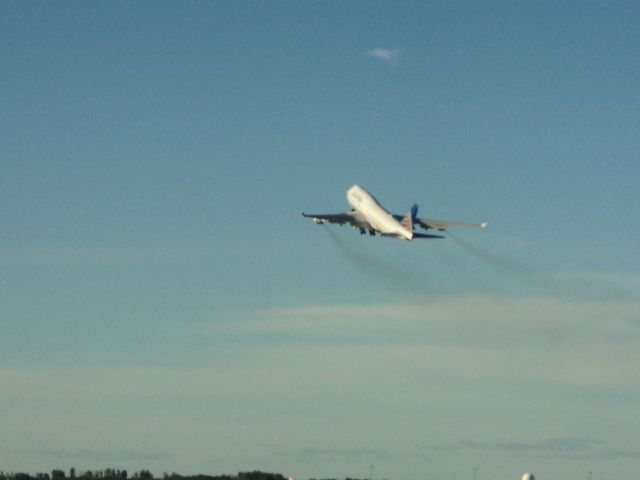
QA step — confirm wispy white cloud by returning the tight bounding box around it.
[201,295,640,343]
[436,437,640,460]
[558,271,640,293]
[367,47,399,64]
[196,294,640,389]
[0,244,202,267]
[25,448,167,462]
[295,446,391,463]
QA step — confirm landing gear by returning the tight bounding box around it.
[369,229,375,236]
[359,228,366,235]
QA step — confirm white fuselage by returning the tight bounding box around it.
[347,185,413,240]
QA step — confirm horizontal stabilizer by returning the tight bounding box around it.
[412,232,445,239]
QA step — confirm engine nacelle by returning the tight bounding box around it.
[313,218,324,225]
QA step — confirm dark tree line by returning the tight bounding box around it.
[1,472,291,480]
[0,471,129,480]
[161,472,286,480]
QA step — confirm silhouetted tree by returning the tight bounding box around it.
[15,473,34,480]
[133,471,153,480]
[51,471,65,480]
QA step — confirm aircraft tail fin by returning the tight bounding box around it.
[401,204,419,232]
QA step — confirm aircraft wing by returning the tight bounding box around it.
[416,218,488,231]
[302,212,370,229]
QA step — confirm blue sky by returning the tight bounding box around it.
[1,1,640,479]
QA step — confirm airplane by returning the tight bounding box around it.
[302,184,487,240]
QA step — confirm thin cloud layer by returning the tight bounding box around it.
[438,437,640,460]
[197,294,640,389]
[4,290,640,475]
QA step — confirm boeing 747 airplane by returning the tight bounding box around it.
[302,184,487,240]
